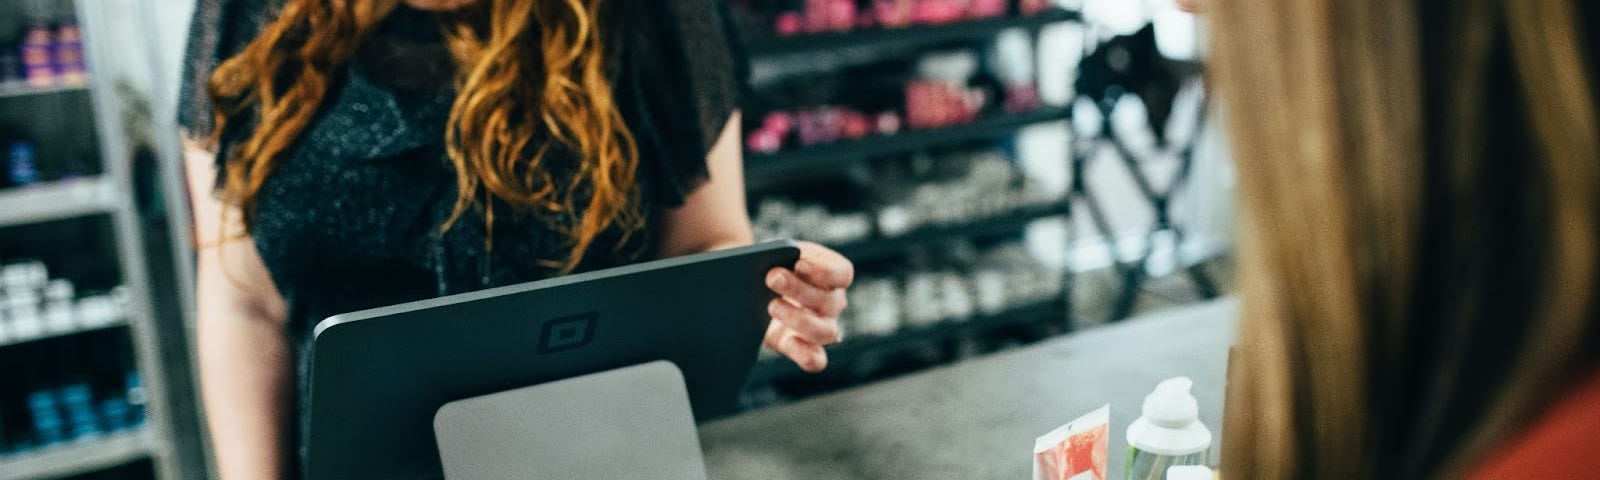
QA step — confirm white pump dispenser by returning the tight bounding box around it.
[1124,377,1211,480]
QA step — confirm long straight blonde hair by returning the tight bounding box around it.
[1208,0,1599,478]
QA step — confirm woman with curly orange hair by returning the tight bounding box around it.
[178,0,853,477]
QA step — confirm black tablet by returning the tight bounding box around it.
[303,240,800,479]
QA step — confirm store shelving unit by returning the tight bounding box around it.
[744,106,1071,180]
[0,430,152,480]
[745,8,1081,57]
[832,202,1068,262]
[737,7,1081,392]
[0,0,198,478]
[0,177,119,228]
[0,317,127,349]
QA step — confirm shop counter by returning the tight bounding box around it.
[701,298,1239,479]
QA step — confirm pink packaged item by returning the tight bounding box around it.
[827,0,857,31]
[1033,405,1110,480]
[775,11,805,36]
[912,0,966,25]
[1019,0,1052,15]
[805,0,831,33]
[873,0,915,29]
[968,0,1007,19]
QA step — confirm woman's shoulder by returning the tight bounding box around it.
[1467,367,1600,479]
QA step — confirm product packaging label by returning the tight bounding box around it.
[1033,405,1110,480]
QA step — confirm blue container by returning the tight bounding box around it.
[26,390,65,446]
[98,398,131,432]
[60,383,102,440]
[7,141,39,186]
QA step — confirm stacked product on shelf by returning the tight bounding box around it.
[743,48,1043,156]
[0,257,144,460]
[732,0,1055,38]
[843,242,1063,339]
[0,331,146,459]
[0,259,130,346]
[0,16,86,91]
[735,0,1079,404]
[0,125,97,190]
[751,149,1061,246]
[0,1,196,477]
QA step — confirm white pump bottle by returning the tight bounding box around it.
[1124,377,1211,480]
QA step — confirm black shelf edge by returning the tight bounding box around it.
[829,202,1068,263]
[745,106,1071,181]
[748,296,1066,382]
[744,9,1081,58]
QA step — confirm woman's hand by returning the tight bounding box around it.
[764,241,854,372]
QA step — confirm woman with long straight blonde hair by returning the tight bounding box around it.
[1205,0,1599,477]
[178,0,854,478]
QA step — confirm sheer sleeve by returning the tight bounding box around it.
[611,0,746,207]
[176,0,283,139]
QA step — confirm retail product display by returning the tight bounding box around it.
[752,150,1059,245]
[1125,377,1211,480]
[1034,405,1111,480]
[0,259,130,346]
[3,17,86,91]
[733,0,1047,38]
[0,337,146,457]
[4,138,39,187]
[0,2,197,477]
[840,242,1062,339]
[744,50,1042,156]
[0,126,100,189]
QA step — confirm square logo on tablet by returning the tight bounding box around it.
[539,312,597,353]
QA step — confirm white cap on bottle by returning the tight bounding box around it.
[1127,376,1212,456]
[1166,465,1214,480]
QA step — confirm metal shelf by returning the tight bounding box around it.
[745,107,1072,180]
[745,9,1081,58]
[0,178,119,228]
[748,296,1066,382]
[0,83,91,100]
[0,316,129,349]
[0,430,152,480]
[829,202,1068,262]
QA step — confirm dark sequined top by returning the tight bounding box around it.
[178,0,742,474]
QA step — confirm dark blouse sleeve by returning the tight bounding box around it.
[176,0,282,139]
[613,0,746,207]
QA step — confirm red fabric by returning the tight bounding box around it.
[1468,369,1600,480]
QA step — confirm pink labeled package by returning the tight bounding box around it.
[1033,405,1110,480]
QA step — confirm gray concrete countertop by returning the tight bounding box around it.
[701,298,1239,479]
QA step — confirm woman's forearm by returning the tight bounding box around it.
[186,137,293,479]
[196,269,293,480]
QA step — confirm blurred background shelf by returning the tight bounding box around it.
[0,83,90,100]
[0,178,119,228]
[745,106,1072,180]
[0,430,151,480]
[0,317,128,348]
[830,202,1068,262]
[747,296,1066,382]
[745,8,1080,58]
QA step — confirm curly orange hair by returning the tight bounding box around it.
[207,0,640,273]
